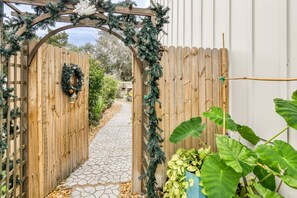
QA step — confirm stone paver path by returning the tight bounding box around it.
[63,101,132,198]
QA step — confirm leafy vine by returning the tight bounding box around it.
[0,0,169,197]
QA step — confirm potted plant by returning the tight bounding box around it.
[163,147,210,198]
[164,91,297,198]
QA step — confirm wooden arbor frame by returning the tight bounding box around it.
[0,0,157,196]
[3,0,156,65]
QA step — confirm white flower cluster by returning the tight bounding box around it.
[73,0,97,16]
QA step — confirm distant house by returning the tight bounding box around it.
[118,81,132,98]
[157,1,296,197]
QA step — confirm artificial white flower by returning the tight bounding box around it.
[73,0,96,16]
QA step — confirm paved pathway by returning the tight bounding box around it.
[63,101,132,198]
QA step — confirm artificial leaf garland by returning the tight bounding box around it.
[61,64,84,100]
[0,1,169,196]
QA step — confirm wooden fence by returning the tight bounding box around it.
[4,43,226,195]
[133,47,228,191]
[27,43,89,197]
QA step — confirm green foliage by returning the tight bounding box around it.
[274,94,297,130]
[92,97,106,121]
[216,135,257,176]
[163,148,211,198]
[46,29,69,48]
[169,117,206,143]
[92,31,133,81]
[203,106,238,131]
[203,107,260,145]
[88,59,118,125]
[237,125,260,145]
[253,164,276,191]
[167,90,297,198]
[201,154,241,198]
[89,59,105,125]
[101,76,118,108]
[248,183,283,198]
[256,140,297,189]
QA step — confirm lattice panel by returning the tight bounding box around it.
[0,43,27,198]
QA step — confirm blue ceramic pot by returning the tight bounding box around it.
[186,171,207,198]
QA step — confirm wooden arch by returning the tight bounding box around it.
[0,1,159,196]
[28,23,137,66]
[11,9,139,65]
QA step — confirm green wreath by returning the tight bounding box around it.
[61,63,84,98]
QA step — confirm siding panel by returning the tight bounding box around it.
[158,0,297,196]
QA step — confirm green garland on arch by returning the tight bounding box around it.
[0,1,169,197]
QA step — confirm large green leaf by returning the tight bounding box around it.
[274,98,297,130]
[201,154,241,198]
[169,117,206,143]
[203,107,238,131]
[237,125,260,145]
[273,140,297,176]
[256,140,297,189]
[253,183,283,198]
[291,90,297,101]
[256,140,297,176]
[253,165,276,191]
[280,174,297,189]
[216,135,257,175]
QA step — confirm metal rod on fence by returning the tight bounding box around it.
[224,77,297,82]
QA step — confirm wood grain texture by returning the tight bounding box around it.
[132,56,143,193]
[27,43,89,197]
[157,47,227,184]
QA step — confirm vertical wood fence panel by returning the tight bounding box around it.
[27,43,89,197]
[152,46,228,186]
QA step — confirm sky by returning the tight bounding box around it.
[3,0,150,46]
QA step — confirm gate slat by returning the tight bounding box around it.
[183,47,192,150]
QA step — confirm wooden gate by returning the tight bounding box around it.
[1,41,90,197]
[27,42,89,197]
[132,46,228,191]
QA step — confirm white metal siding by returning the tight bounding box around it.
[157,0,297,196]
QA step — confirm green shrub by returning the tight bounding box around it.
[89,59,104,125]
[88,59,118,125]
[93,97,106,121]
[101,76,118,108]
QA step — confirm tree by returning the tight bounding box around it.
[93,31,133,81]
[46,29,69,48]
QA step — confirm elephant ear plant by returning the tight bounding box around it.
[164,91,297,198]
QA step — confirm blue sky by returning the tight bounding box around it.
[4,0,150,46]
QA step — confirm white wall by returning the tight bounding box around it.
[157,0,297,197]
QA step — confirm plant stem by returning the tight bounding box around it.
[264,126,289,145]
[242,175,248,188]
[259,172,273,183]
[277,181,283,192]
[198,138,207,148]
